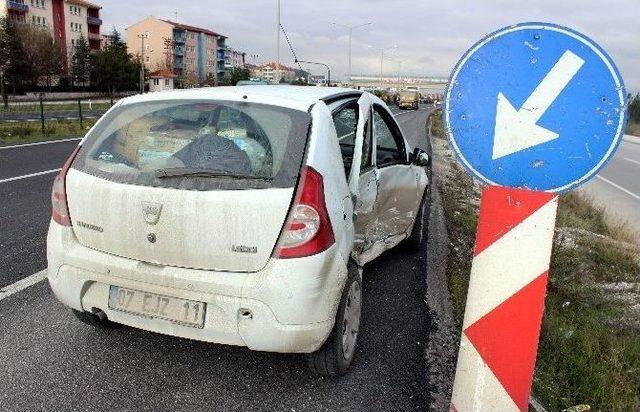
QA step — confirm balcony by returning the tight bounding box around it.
[174,47,184,56]
[6,0,28,12]
[88,32,100,41]
[173,31,186,43]
[174,60,184,69]
[87,16,102,25]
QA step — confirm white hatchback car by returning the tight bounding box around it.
[47,86,430,375]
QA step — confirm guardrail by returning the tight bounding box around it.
[0,96,117,144]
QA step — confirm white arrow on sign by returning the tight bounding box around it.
[492,50,585,159]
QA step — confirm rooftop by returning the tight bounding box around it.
[161,19,226,39]
[148,69,177,78]
[66,0,101,9]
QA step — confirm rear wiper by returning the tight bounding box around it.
[155,167,271,181]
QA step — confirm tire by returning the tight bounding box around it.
[72,308,116,329]
[307,262,362,376]
[404,184,431,252]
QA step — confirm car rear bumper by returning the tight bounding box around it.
[47,221,348,353]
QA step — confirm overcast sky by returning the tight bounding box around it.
[103,0,640,91]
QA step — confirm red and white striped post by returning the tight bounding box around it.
[444,22,627,412]
[450,186,557,411]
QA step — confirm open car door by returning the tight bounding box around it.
[348,93,379,265]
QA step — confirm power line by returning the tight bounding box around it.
[279,23,303,71]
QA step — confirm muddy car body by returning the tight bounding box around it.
[47,86,431,375]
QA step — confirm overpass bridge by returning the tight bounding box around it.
[347,74,449,95]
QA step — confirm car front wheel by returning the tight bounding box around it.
[404,185,430,251]
[307,262,362,376]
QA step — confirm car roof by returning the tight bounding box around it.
[120,86,363,112]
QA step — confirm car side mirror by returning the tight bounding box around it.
[412,148,431,167]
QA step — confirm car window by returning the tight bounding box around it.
[333,102,372,178]
[73,100,310,190]
[374,106,405,166]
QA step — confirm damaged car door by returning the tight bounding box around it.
[339,94,379,262]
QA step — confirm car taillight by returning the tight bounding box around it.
[51,145,81,226]
[274,166,335,259]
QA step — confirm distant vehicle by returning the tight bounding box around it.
[47,86,432,376]
[236,80,268,86]
[397,90,420,110]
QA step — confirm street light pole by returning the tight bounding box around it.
[332,21,372,85]
[396,59,406,89]
[138,33,149,94]
[275,0,281,84]
[368,45,397,87]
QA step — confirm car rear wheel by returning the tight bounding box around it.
[307,262,362,376]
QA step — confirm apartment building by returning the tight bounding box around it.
[224,47,245,70]
[126,16,228,85]
[0,0,102,58]
[252,62,296,84]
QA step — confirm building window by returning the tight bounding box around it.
[145,56,150,63]
[69,5,81,15]
[164,79,170,86]
[153,79,159,86]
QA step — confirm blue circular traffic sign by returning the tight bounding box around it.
[445,23,627,192]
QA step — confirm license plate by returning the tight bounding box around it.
[108,286,206,328]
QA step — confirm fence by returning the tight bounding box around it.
[0,95,119,144]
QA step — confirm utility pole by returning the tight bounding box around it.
[138,33,149,94]
[275,0,280,84]
[332,22,372,85]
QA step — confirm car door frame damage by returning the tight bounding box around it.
[342,95,429,266]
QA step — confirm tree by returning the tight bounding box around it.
[177,71,199,88]
[91,28,141,95]
[628,93,640,124]
[12,24,63,91]
[222,68,250,86]
[71,34,91,90]
[0,17,30,99]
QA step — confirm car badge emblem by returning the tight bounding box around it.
[142,202,163,225]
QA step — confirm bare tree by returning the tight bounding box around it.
[15,24,64,90]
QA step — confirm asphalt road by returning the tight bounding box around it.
[0,105,436,411]
[580,135,640,239]
[0,139,81,289]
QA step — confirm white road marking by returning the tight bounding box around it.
[623,157,640,166]
[0,137,81,150]
[0,269,47,302]
[596,175,640,201]
[394,110,416,116]
[0,168,61,184]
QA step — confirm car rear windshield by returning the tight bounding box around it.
[72,100,311,190]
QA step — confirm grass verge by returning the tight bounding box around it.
[431,108,640,410]
[0,102,112,115]
[0,119,95,145]
[627,121,640,137]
